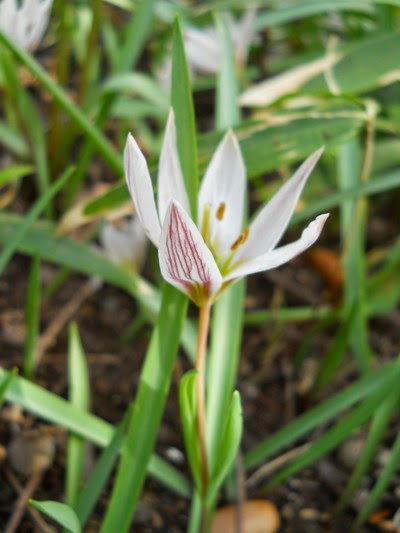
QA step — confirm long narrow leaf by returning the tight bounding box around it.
[245,359,400,468]
[0,368,190,497]
[0,166,74,276]
[66,324,90,508]
[171,16,198,216]
[0,31,122,174]
[75,407,132,526]
[100,286,188,532]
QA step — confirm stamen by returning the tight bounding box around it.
[230,228,249,251]
[216,202,226,221]
[201,204,211,243]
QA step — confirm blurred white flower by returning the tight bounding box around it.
[0,0,53,51]
[184,9,256,75]
[157,9,256,90]
[99,218,148,273]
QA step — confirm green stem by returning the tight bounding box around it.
[195,303,211,496]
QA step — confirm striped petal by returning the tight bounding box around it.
[159,201,222,307]
[124,133,161,247]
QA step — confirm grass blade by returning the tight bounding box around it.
[65,324,90,508]
[0,31,122,174]
[0,368,190,497]
[100,286,188,532]
[245,358,400,469]
[0,166,74,276]
[74,407,132,527]
[171,16,198,217]
[23,256,41,379]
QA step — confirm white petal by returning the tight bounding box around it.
[0,0,53,51]
[159,201,222,306]
[157,108,190,223]
[198,130,246,253]
[225,214,329,281]
[124,133,161,247]
[234,148,324,263]
[184,27,220,74]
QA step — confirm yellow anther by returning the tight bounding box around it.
[216,202,226,221]
[230,228,249,251]
[201,204,211,243]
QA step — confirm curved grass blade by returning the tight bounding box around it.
[74,406,132,527]
[245,358,400,469]
[0,368,190,497]
[265,382,397,489]
[0,165,33,185]
[23,256,41,380]
[355,431,400,526]
[29,500,81,533]
[0,31,122,174]
[66,324,90,508]
[100,286,188,532]
[171,16,198,217]
[338,388,400,510]
[0,166,74,276]
[0,368,17,407]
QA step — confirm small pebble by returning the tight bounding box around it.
[212,500,280,533]
[337,437,365,470]
[8,431,55,477]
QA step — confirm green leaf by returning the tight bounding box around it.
[171,16,198,217]
[66,324,90,508]
[0,368,17,407]
[29,500,81,533]
[117,0,157,72]
[356,431,400,526]
[206,283,245,474]
[0,166,74,277]
[245,359,400,469]
[75,407,132,527]
[199,102,365,179]
[206,391,243,506]
[265,382,395,489]
[252,1,377,29]
[23,256,41,379]
[0,165,33,185]
[0,120,29,157]
[215,12,240,130]
[179,370,202,494]
[338,388,400,509]
[101,72,169,111]
[314,303,358,391]
[0,31,122,174]
[339,138,372,372]
[304,32,400,95]
[0,368,190,497]
[100,285,188,533]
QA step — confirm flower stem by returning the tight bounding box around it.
[195,303,211,496]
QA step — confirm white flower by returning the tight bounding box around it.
[99,218,148,272]
[0,0,53,51]
[124,109,329,307]
[157,10,256,90]
[183,9,256,75]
